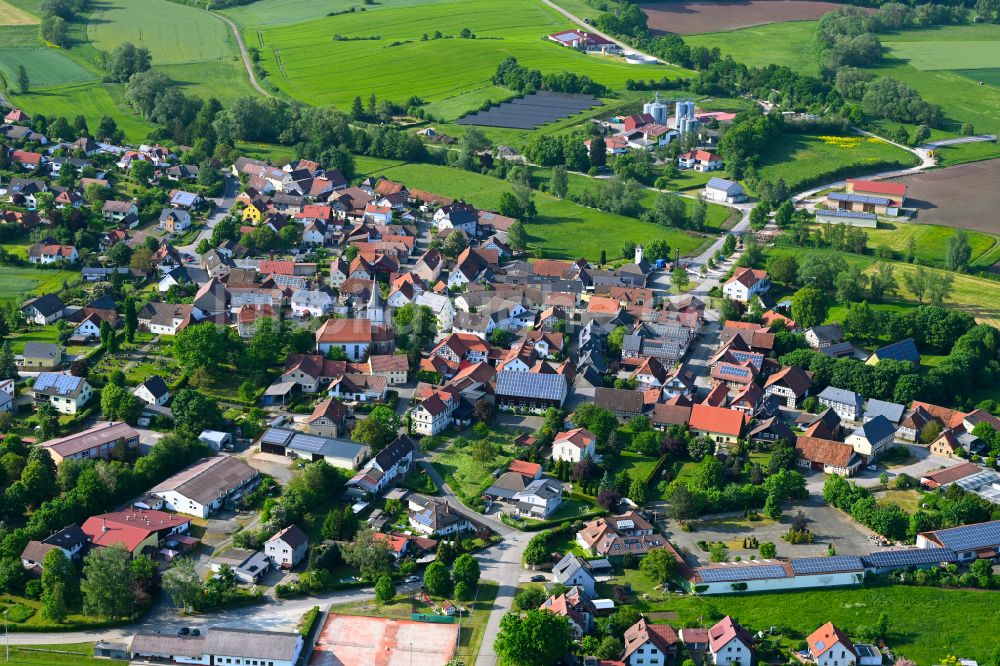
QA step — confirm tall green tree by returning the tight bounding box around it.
[124,297,137,343]
[945,230,972,272]
[495,609,573,666]
[550,165,568,199]
[15,65,30,94]
[161,556,202,611]
[424,561,452,597]
[791,286,827,329]
[40,548,78,622]
[81,546,133,620]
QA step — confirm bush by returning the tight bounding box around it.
[6,603,36,623]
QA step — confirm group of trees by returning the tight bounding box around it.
[0,433,208,597]
[39,0,89,46]
[423,552,481,601]
[825,473,993,542]
[492,56,607,96]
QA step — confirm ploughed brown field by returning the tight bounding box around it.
[640,0,851,35]
[889,158,1000,235]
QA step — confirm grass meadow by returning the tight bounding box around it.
[685,20,822,75]
[240,0,688,110]
[837,221,998,269]
[355,158,708,260]
[8,81,154,141]
[0,0,38,25]
[754,134,917,191]
[0,642,125,665]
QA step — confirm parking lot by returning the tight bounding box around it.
[664,496,880,566]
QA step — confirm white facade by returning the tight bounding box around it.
[415,292,455,333]
[693,569,863,595]
[711,638,752,666]
[134,384,170,407]
[552,437,596,463]
[816,642,856,666]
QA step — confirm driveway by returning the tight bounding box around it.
[664,495,880,566]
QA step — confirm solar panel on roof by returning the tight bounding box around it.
[862,548,957,568]
[791,556,864,575]
[699,564,786,583]
[290,433,327,453]
[260,428,293,446]
[932,520,1000,552]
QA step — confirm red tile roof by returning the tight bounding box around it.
[689,404,745,437]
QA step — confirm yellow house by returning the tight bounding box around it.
[242,200,266,223]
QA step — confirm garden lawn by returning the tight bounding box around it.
[754,133,917,192]
[9,325,60,354]
[0,594,128,633]
[432,445,513,501]
[356,162,705,261]
[0,266,78,303]
[1,642,126,665]
[877,489,921,513]
[246,0,689,109]
[627,585,999,665]
[87,0,234,65]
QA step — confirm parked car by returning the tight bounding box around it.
[177,627,190,636]
[405,575,420,583]
[530,575,547,582]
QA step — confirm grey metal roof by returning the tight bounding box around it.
[23,342,60,360]
[818,386,861,406]
[865,399,905,424]
[852,415,897,445]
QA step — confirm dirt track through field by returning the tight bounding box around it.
[888,158,1000,234]
[640,0,853,35]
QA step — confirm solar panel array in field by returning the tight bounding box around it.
[457,91,602,129]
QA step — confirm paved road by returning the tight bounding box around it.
[214,12,272,98]
[176,175,238,254]
[416,449,529,666]
[926,134,997,147]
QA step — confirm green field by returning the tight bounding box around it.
[602,584,998,664]
[686,21,820,76]
[87,0,234,65]
[887,40,1000,71]
[0,23,43,47]
[356,159,706,260]
[243,0,688,109]
[838,221,998,268]
[0,47,96,86]
[8,81,154,142]
[755,134,917,191]
[158,61,261,104]
[957,67,1000,88]
[0,266,78,303]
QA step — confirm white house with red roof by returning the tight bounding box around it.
[411,387,460,436]
[552,427,598,463]
[678,149,724,171]
[81,509,190,558]
[622,617,679,666]
[807,622,857,666]
[723,267,770,303]
[689,404,746,445]
[708,616,754,665]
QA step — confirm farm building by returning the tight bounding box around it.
[846,179,906,207]
[916,520,1000,560]
[703,177,746,203]
[825,191,899,216]
[150,456,261,518]
[688,556,865,595]
[547,29,618,53]
[258,427,369,470]
[815,209,878,228]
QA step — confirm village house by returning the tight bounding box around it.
[348,435,415,496]
[315,318,394,360]
[265,525,309,569]
[807,622,857,666]
[723,267,770,303]
[20,524,88,572]
[28,243,78,265]
[31,372,93,415]
[678,149,724,171]
[805,324,844,349]
[764,365,813,408]
[576,511,666,558]
[622,616,679,666]
[82,508,190,559]
[19,342,61,370]
[818,386,864,422]
[133,375,170,406]
[796,435,862,476]
[708,616,755,666]
[703,177,746,204]
[844,415,897,462]
[689,404,746,446]
[552,427,598,463]
[410,387,460,436]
